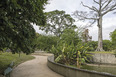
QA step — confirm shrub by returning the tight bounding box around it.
[35,34,59,51]
[103,40,112,51]
[87,41,98,51]
[110,29,116,50]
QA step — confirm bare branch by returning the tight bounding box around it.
[80,13,97,20]
[81,16,97,20]
[111,7,116,11]
[92,6,99,12]
[77,20,96,31]
[81,2,98,12]
[93,0,99,4]
[101,0,109,7]
[99,0,102,10]
[102,3,116,15]
[73,11,98,20]
[103,0,109,4]
[86,20,96,27]
[101,0,112,11]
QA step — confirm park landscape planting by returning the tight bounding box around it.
[0,52,35,76]
[0,0,116,77]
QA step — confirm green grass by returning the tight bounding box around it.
[88,51,114,54]
[81,65,116,75]
[69,64,116,75]
[0,52,35,74]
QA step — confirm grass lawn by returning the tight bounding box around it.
[88,51,114,54]
[0,52,35,74]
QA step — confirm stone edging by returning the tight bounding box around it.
[47,55,116,77]
[89,53,116,65]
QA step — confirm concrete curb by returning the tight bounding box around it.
[47,55,116,77]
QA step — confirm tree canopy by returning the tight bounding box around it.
[60,28,80,46]
[35,33,59,51]
[40,10,76,37]
[0,0,48,54]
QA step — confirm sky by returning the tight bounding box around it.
[34,0,116,41]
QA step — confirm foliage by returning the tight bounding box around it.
[35,28,80,52]
[110,29,116,49]
[50,42,91,68]
[86,40,113,51]
[54,43,76,65]
[35,34,59,51]
[114,50,116,57]
[50,28,80,64]
[0,0,48,54]
[0,52,34,74]
[49,28,91,67]
[40,10,76,37]
[60,28,80,46]
[103,40,112,51]
[76,42,92,68]
[87,41,98,51]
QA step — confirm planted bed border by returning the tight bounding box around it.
[47,55,116,77]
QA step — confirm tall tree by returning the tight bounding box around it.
[73,0,116,51]
[0,0,48,54]
[40,10,76,37]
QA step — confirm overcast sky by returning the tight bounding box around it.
[34,0,116,41]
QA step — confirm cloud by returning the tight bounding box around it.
[45,0,83,14]
[42,0,116,41]
[88,16,116,41]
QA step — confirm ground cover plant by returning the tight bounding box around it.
[0,52,35,74]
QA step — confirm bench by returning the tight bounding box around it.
[4,61,14,77]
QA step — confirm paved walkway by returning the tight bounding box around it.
[11,55,63,77]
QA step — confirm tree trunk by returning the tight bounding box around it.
[96,16,104,51]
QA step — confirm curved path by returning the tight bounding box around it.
[11,54,63,77]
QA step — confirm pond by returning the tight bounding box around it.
[81,64,116,75]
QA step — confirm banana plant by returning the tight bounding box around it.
[76,44,92,68]
[55,43,76,65]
